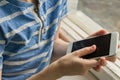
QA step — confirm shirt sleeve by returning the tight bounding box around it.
[60,0,68,19]
[0,27,6,70]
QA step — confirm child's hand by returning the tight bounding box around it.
[54,45,99,76]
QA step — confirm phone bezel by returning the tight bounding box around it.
[66,43,73,54]
[109,32,119,56]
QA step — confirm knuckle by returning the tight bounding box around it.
[74,50,80,56]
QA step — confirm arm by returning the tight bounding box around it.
[51,23,69,62]
[28,61,61,80]
[0,71,1,80]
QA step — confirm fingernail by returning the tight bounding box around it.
[91,45,96,50]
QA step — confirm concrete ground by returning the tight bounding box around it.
[77,0,120,35]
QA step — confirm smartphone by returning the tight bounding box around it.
[67,32,119,59]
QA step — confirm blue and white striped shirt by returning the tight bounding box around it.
[0,0,67,80]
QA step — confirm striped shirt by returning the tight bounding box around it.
[0,0,67,80]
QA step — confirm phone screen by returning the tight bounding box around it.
[72,34,111,59]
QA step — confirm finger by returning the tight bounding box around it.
[118,44,120,48]
[99,57,107,66]
[106,56,117,62]
[85,59,99,68]
[89,29,108,37]
[93,65,102,72]
[73,45,96,57]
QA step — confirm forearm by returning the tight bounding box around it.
[0,71,1,80]
[28,61,61,80]
[51,38,69,62]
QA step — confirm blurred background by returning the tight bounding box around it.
[68,0,120,34]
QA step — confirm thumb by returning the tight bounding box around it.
[73,45,96,57]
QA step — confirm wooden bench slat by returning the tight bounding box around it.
[76,11,103,30]
[63,18,88,39]
[67,12,103,35]
[60,28,74,42]
[58,71,98,80]
[68,15,91,35]
[90,67,120,80]
[61,22,82,40]
[106,61,120,78]
[115,59,120,68]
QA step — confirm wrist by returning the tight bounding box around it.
[28,61,62,80]
[49,61,63,79]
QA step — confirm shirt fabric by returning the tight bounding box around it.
[0,0,67,80]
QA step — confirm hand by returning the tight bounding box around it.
[88,29,120,71]
[55,45,100,76]
[28,46,98,80]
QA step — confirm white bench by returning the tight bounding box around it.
[58,11,120,80]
